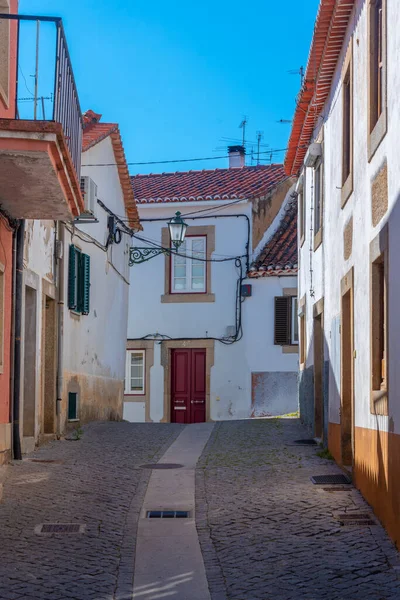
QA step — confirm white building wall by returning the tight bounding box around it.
[61,136,130,427]
[126,200,298,421]
[299,0,400,439]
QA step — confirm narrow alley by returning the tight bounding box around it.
[0,419,399,600]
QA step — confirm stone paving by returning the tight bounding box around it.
[0,421,183,600]
[196,419,400,600]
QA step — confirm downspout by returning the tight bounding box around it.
[56,222,64,438]
[12,220,24,460]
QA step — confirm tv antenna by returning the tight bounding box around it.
[288,66,304,87]
[239,116,247,146]
[256,131,263,165]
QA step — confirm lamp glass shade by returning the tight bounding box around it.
[168,211,188,249]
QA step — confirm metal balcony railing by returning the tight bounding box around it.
[0,14,83,177]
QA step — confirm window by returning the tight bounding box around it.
[125,350,145,395]
[68,245,91,315]
[274,296,298,346]
[314,161,323,238]
[68,392,78,421]
[370,226,388,415]
[368,0,387,158]
[171,236,206,293]
[371,0,383,129]
[342,69,352,185]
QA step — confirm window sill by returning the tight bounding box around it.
[124,396,146,402]
[161,293,215,304]
[282,345,299,354]
[368,109,387,162]
[69,310,81,321]
[370,389,388,416]
[341,173,353,208]
[68,418,80,423]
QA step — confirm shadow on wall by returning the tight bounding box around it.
[299,192,400,548]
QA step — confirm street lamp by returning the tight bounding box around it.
[129,211,188,265]
[168,211,188,250]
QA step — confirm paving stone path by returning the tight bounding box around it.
[196,419,400,600]
[0,422,183,600]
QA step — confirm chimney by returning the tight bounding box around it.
[228,145,245,168]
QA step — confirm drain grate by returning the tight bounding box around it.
[35,523,86,534]
[311,474,351,485]
[293,439,317,445]
[147,510,190,519]
[322,486,353,492]
[29,459,63,464]
[140,463,184,470]
[336,513,376,526]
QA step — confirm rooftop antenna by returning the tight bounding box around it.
[277,119,292,124]
[239,116,247,147]
[256,131,263,165]
[288,66,304,87]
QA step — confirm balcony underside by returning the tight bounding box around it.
[0,120,84,220]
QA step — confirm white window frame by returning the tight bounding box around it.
[291,297,299,345]
[125,350,145,395]
[171,236,206,294]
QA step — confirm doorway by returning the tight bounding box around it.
[23,286,37,438]
[43,295,56,435]
[341,270,354,467]
[313,310,324,439]
[171,349,206,424]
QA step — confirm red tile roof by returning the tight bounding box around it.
[284,0,355,176]
[82,110,141,230]
[249,198,297,277]
[131,164,287,203]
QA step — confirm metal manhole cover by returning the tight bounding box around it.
[147,510,190,519]
[293,439,317,445]
[336,513,376,526]
[311,474,351,485]
[139,463,184,470]
[35,523,86,534]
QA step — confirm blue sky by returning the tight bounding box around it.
[19,0,319,174]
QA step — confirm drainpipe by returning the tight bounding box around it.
[12,220,25,461]
[55,222,64,438]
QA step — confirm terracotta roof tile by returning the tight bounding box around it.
[81,110,141,230]
[284,0,355,175]
[249,199,298,277]
[131,164,287,203]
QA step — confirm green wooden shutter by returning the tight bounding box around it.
[81,253,91,315]
[274,296,291,345]
[68,245,77,310]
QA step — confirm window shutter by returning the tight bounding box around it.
[68,245,77,310]
[274,296,291,345]
[81,253,91,315]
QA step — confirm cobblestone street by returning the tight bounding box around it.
[196,419,400,600]
[0,419,399,600]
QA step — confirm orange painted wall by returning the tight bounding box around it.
[0,0,19,119]
[354,426,400,548]
[0,218,13,424]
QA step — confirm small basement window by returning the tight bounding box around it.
[68,392,78,421]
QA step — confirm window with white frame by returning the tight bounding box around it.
[125,350,145,395]
[291,297,299,344]
[171,236,206,293]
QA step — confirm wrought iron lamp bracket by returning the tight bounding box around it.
[129,246,172,265]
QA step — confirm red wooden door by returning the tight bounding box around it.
[171,349,206,423]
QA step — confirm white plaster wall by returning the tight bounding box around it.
[127,201,297,421]
[300,0,400,434]
[123,402,145,422]
[63,138,130,385]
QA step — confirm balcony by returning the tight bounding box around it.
[0,14,84,219]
